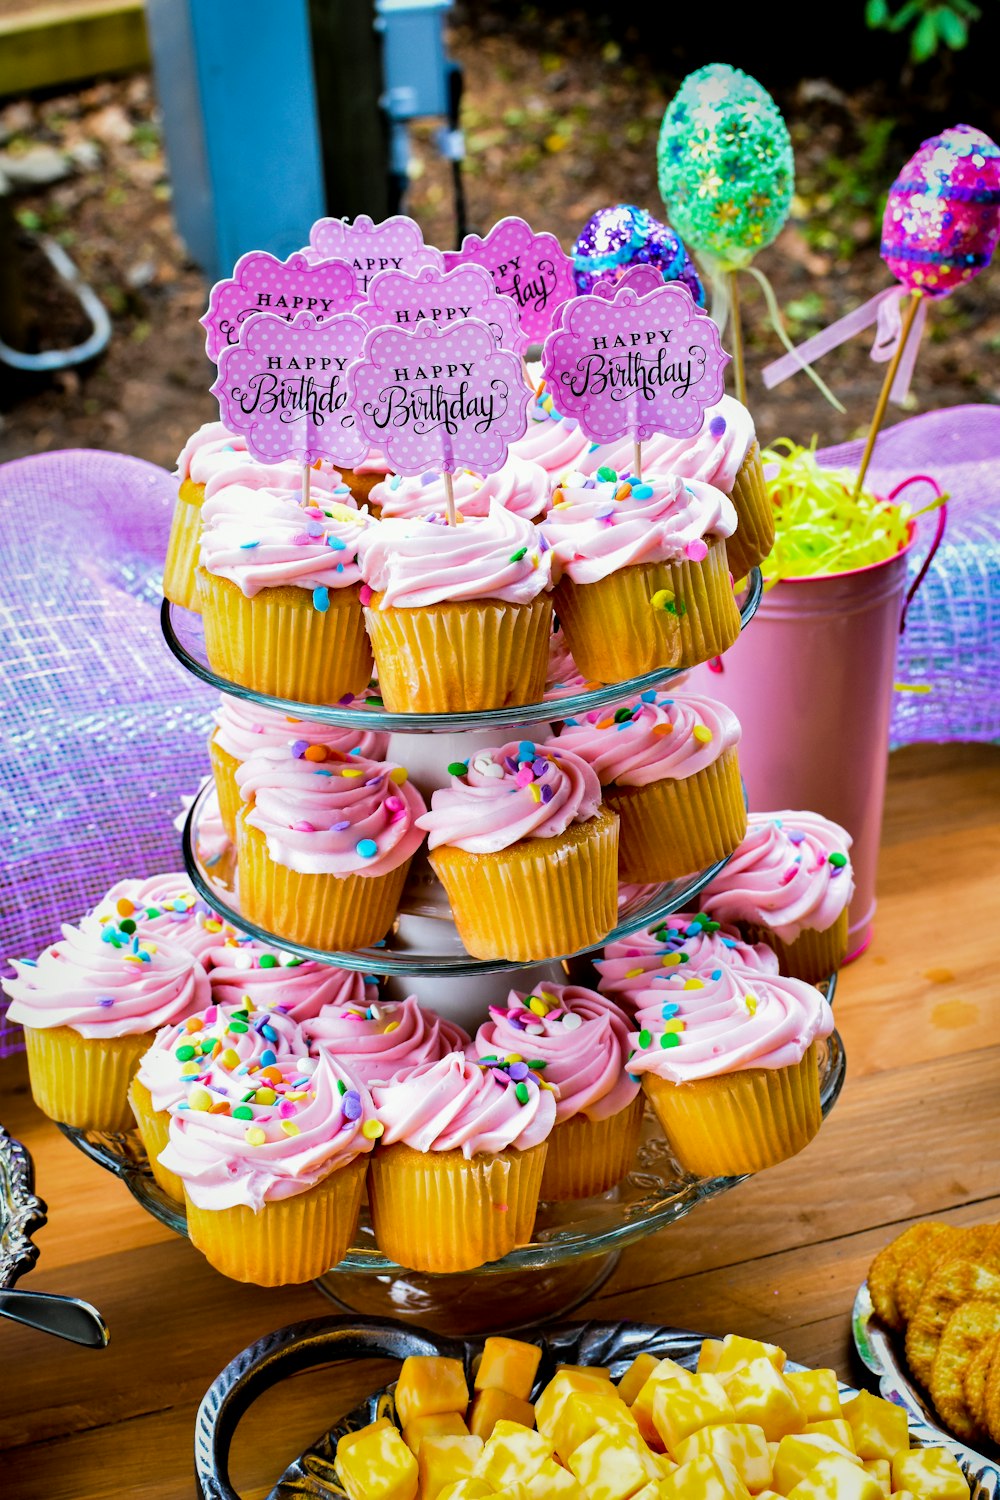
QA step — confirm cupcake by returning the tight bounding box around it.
[509,380,594,479]
[596,910,778,1016]
[540,471,740,681]
[159,1049,377,1284]
[555,690,746,882]
[699,812,854,984]
[368,1051,555,1272]
[544,623,589,701]
[370,455,550,524]
[90,872,243,967]
[163,423,246,613]
[339,446,391,508]
[3,917,209,1132]
[204,935,378,1021]
[209,694,389,843]
[581,396,772,580]
[473,984,641,1200]
[197,486,374,706]
[129,997,308,1203]
[304,994,469,1085]
[417,738,619,962]
[235,748,426,951]
[626,965,834,1177]
[358,501,554,714]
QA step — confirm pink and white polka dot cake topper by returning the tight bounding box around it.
[201,250,361,364]
[443,216,576,343]
[211,310,369,467]
[346,317,530,476]
[307,213,443,295]
[359,262,526,353]
[541,280,729,444]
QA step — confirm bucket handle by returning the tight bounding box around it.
[885,474,948,634]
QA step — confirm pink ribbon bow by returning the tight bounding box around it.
[763,285,927,405]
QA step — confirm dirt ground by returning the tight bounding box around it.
[1,7,998,473]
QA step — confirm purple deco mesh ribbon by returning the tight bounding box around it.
[1,410,999,1056]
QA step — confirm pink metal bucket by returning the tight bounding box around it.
[687,478,945,959]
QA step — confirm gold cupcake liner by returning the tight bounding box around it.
[367,1140,548,1273]
[22,1025,151,1132]
[162,479,205,613]
[604,747,747,884]
[184,1156,368,1285]
[725,442,775,582]
[428,806,620,962]
[739,908,849,985]
[237,814,410,950]
[541,1094,644,1201]
[363,593,553,713]
[643,1042,822,1179]
[128,1077,185,1203]
[198,570,372,706]
[554,537,741,682]
[208,735,243,845]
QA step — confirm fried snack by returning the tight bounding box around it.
[906,1259,1000,1389]
[985,1335,1000,1446]
[869,1223,952,1332]
[930,1301,1000,1441]
[895,1226,971,1326]
[963,1334,1000,1433]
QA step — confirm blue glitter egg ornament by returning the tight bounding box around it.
[572,204,705,304]
[657,63,793,272]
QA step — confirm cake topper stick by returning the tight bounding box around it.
[302,462,312,508]
[443,471,457,526]
[633,440,643,484]
[852,289,922,499]
[728,272,747,406]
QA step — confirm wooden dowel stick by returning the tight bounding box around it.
[633,439,642,483]
[302,463,311,508]
[853,289,922,499]
[729,270,747,407]
[443,471,457,526]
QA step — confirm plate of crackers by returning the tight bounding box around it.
[855,1218,1000,1474]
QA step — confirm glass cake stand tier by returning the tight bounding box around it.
[160,568,761,733]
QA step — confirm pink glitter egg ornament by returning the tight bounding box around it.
[881,124,1000,298]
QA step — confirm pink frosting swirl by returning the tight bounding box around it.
[304,995,470,1085]
[352,447,391,478]
[199,487,372,596]
[237,749,426,877]
[90,873,243,963]
[372,1051,556,1156]
[159,1049,375,1209]
[175,422,247,484]
[3,917,210,1038]
[417,738,603,854]
[556,690,741,787]
[371,456,550,523]
[597,911,779,1014]
[136,999,308,1112]
[359,501,552,607]
[204,937,378,1021]
[700,811,855,942]
[510,382,594,478]
[213,694,388,766]
[580,397,755,493]
[473,984,637,1123]
[541,472,736,586]
[202,457,348,504]
[626,964,833,1082]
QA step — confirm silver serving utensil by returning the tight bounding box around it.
[0,1286,109,1346]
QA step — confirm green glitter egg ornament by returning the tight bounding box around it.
[657,63,793,272]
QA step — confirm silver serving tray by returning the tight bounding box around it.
[0,1121,46,1292]
[195,1314,1000,1500]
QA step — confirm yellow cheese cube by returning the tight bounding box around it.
[619,1354,662,1407]
[725,1360,804,1442]
[630,1487,666,1500]
[651,1374,736,1454]
[557,1362,613,1379]
[335,1418,419,1500]
[418,1436,484,1500]
[840,1392,909,1463]
[862,1458,891,1497]
[394,1356,469,1430]
[474,1419,552,1488]
[402,1410,469,1454]
[551,1390,637,1465]
[468,1387,536,1441]
[892,1492,916,1500]
[715,1337,787,1379]
[785,1371,842,1424]
[660,1453,752,1499]
[632,1361,694,1449]
[567,1429,660,1500]
[437,1483,494,1500]
[674,1422,772,1492]
[772,1434,863,1494]
[889,1447,970,1499]
[475,1337,543,1401]
[536,1369,619,1437]
[803,1420,856,1454]
[521,1457,588,1498]
[786,1454,883,1500]
[698,1340,725,1374]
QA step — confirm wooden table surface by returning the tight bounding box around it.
[3,741,1000,1499]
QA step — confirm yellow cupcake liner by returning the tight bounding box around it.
[208,735,243,845]
[540,1094,644,1201]
[428,806,619,962]
[604,747,747,883]
[162,479,205,613]
[184,1156,368,1285]
[642,1042,823,1179]
[22,1025,151,1132]
[128,1077,185,1203]
[740,908,849,985]
[237,814,410,950]
[726,442,775,582]
[554,537,741,682]
[198,569,372,706]
[367,1140,548,1273]
[363,593,553,713]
